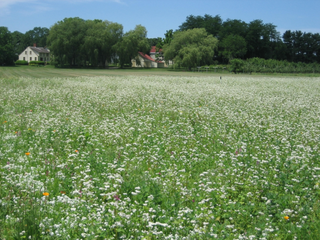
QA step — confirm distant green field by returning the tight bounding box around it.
[1,68,320,239]
[1,65,320,79]
[0,65,224,78]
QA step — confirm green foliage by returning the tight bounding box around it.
[114,25,150,68]
[219,34,247,61]
[47,17,88,67]
[154,29,174,51]
[29,61,45,65]
[177,14,320,63]
[245,20,280,59]
[0,27,15,66]
[15,60,28,65]
[229,58,245,73]
[163,28,218,70]
[83,20,123,67]
[283,30,320,63]
[147,37,162,48]
[48,18,150,68]
[179,14,222,38]
[11,31,25,59]
[24,27,49,48]
[232,58,320,74]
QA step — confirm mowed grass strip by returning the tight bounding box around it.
[0,65,230,79]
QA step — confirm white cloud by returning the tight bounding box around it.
[0,0,36,15]
[0,0,125,15]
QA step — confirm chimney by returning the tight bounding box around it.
[33,43,37,47]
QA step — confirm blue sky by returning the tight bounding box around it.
[1,0,320,38]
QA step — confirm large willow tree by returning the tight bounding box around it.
[163,28,218,70]
[47,18,123,67]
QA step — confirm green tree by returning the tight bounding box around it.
[219,34,247,61]
[245,20,279,59]
[11,31,25,59]
[219,19,248,40]
[156,29,174,50]
[0,27,15,65]
[114,25,150,68]
[154,29,174,60]
[163,28,218,70]
[23,27,49,47]
[179,14,222,38]
[147,37,163,48]
[282,30,320,63]
[84,20,123,67]
[47,17,88,67]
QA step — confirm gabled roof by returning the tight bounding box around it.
[138,52,163,63]
[30,47,50,54]
[150,46,162,53]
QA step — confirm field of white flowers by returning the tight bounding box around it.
[1,75,320,239]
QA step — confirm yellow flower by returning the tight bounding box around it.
[284,216,289,220]
[75,150,79,153]
[25,152,30,156]
[43,192,49,196]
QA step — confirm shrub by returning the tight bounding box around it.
[15,60,28,65]
[29,61,45,65]
[229,59,244,74]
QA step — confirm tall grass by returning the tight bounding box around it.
[1,75,320,239]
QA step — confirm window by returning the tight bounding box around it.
[25,51,27,54]
[23,57,25,61]
[35,57,37,61]
[30,57,32,61]
[30,51,32,55]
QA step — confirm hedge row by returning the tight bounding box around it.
[230,58,320,74]
[15,60,50,66]
[29,61,45,65]
[15,60,28,65]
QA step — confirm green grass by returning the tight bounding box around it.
[0,65,222,78]
[1,65,320,79]
[1,67,320,239]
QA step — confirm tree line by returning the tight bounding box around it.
[175,14,320,64]
[0,26,49,66]
[47,18,149,68]
[1,14,319,68]
[0,18,150,68]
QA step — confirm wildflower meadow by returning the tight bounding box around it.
[1,74,320,239]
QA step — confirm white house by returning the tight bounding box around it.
[19,43,50,63]
[132,52,164,68]
[131,46,172,68]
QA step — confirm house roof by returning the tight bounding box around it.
[30,47,50,54]
[150,46,162,53]
[138,52,163,63]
